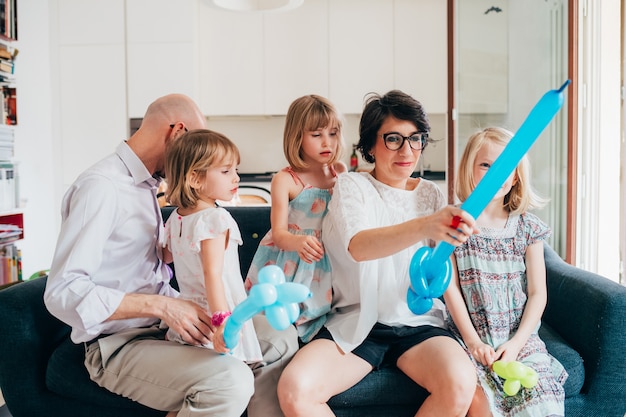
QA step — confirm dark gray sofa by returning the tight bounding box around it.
[0,206,625,417]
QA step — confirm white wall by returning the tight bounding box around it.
[12,0,58,279]
[576,0,622,280]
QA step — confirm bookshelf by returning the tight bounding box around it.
[0,0,20,288]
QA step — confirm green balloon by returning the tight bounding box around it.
[506,361,526,379]
[503,378,521,396]
[521,369,539,388]
[492,360,509,378]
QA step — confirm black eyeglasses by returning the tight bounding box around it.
[382,132,429,151]
[170,123,189,132]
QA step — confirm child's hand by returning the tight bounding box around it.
[212,324,231,354]
[467,340,497,366]
[495,339,524,364]
[296,235,324,263]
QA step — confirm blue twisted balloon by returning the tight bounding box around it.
[407,80,571,314]
[223,265,311,349]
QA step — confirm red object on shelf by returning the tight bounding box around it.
[0,212,23,241]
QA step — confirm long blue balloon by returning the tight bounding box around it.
[407,80,570,314]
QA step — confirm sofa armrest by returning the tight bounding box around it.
[542,245,626,414]
[0,277,74,415]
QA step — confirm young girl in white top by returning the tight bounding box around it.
[444,127,567,416]
[163,129,262,363]
[245,94,347,342]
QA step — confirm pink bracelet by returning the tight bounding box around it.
[211,310,231,327]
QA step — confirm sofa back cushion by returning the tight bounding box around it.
[161,205,271,278]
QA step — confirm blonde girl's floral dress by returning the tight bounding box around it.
[164,206,263,364]
[447,211,568,417]
[245,167,334,343]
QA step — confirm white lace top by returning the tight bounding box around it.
[322,172,448,353]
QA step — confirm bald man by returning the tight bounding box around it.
[45,94,297,417]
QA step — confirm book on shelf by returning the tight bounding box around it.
[1,85,15,125]
[0,0,17,41]
[0,57,12,74]
[0,46,11,60]
[0,223,21,243]
[0,242,21,285]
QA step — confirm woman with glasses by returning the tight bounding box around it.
[278,90,486,417]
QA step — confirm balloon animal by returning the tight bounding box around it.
[407,80,571,314]
[492,360,539,396]
[223,265,311,349]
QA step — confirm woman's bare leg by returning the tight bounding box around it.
[467,385,492,417]
[397,336,476,417]
[277,339,373,417]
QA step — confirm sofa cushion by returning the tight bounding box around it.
[46,337,162,415]
[539,323,585,397]
[328,365,428,411]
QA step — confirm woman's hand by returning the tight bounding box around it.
[425,206,478,246]
[295,235,324,263]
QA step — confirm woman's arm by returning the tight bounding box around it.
[348,206,476,262]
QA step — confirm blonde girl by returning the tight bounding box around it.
[444,127,567,417]
[245,94,347,343]
[163,129,262,363]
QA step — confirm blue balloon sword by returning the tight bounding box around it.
[407,80,571,314]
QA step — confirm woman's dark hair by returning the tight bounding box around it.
[357,90,430,164]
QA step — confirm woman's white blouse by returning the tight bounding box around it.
[322,172,448,353]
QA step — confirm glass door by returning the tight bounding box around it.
[452,0,569,256]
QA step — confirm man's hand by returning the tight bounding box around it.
[109,293,214,346]
[161,298,215,346]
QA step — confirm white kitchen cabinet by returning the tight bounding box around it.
[199,0,328,116]
[126,42,199,118]
[58,45,128,187]
[57,0,125,45]
[126,0,199,117]
[197,0,445,116]
[263,0,329,114]
[56,0,127,186]
[394,0,447,114]
[329,0,395,114]
[198,4,265,116]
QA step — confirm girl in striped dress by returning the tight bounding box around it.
[444,127,567,417]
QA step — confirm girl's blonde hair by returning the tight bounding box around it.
[165,129,240,209]
[283,95,344,170]
[455,127,547,215]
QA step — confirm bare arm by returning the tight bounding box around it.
[444,256,497,366]
[162,245,173,264]
[495,241,547,362]
[333,161,348,174]
[270,171,324,263]
[200,233,230,314]
[108,293,213,346]
[200,232,231,353]
[348,206,477,262]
